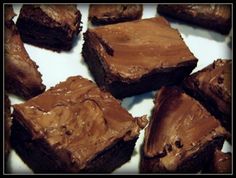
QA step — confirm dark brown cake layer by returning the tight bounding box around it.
[5,5,45,99]
[89,4,143,25]
[140,87,229,173]
[183,59,232,134]
[157,4,232,34]
[16,5,82,52]
[11,76,147,173]
[203,149,232,173]
[82,17,198,98]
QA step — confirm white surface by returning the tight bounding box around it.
[6,4,232,174]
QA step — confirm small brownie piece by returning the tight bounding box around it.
[5,5,45,99]
[89,4,143,25]
[11,76,147,173]
[140,87,229,173]
[16,5,82,52]
[82,17,198,98]
[157,4,232,34]
[183,59,232,134]
[203,149,231,173]
[5,95,11,160]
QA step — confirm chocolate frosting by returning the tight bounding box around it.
[13,76,147,169]
[185,59,231,116]
[89,4,142,22]
[143,87,228,171]
[88,17,197,81]
[5,5,45,99]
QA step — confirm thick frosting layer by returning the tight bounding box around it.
[89,17,197,81]
[13,76,146,169]
[89,4,142,22]
[143,87,227,171]
[5,5,45,98]
[188,59,231,115]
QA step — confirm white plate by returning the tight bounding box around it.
[6,4,232,174]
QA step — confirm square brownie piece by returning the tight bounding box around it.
[11,76,147,173]
[89,4,143,25]
[16,5,82,52]
[82,17,198,98]
[140,87,229,173]
[157,4,232,34]
[5,5,45,99]
[183,59,232,134]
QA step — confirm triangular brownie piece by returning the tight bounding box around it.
[5,5,45,99]
[140,87,229,173]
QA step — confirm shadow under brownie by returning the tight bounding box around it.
[140,87,229,173]
[82,16,198,99]
[11,76,147,173]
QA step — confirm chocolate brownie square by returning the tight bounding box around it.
[183,59,232,134]
[89,4,143,25]
[16,5,82,52]
[82,17,198,98]
[11,76,147,173]
[157,4,232,34]
[5,5,45,99]
[140,87,229,173]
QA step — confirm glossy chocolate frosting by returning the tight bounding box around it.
[88,17,197,82]
[89,4,142,23]
[5,5,45,99]
[143,87,228,172]
[13,76,147,170]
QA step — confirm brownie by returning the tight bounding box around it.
[16,5,82,52]
[203,149,232,173]
[89,4,143,25]
[11,76,147,173]
[82,17,198,99]
[140,87,229,173]
[5,5,46,99]
[183,59,232,134]
[157,4,232,34]
[5,95,11,160]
